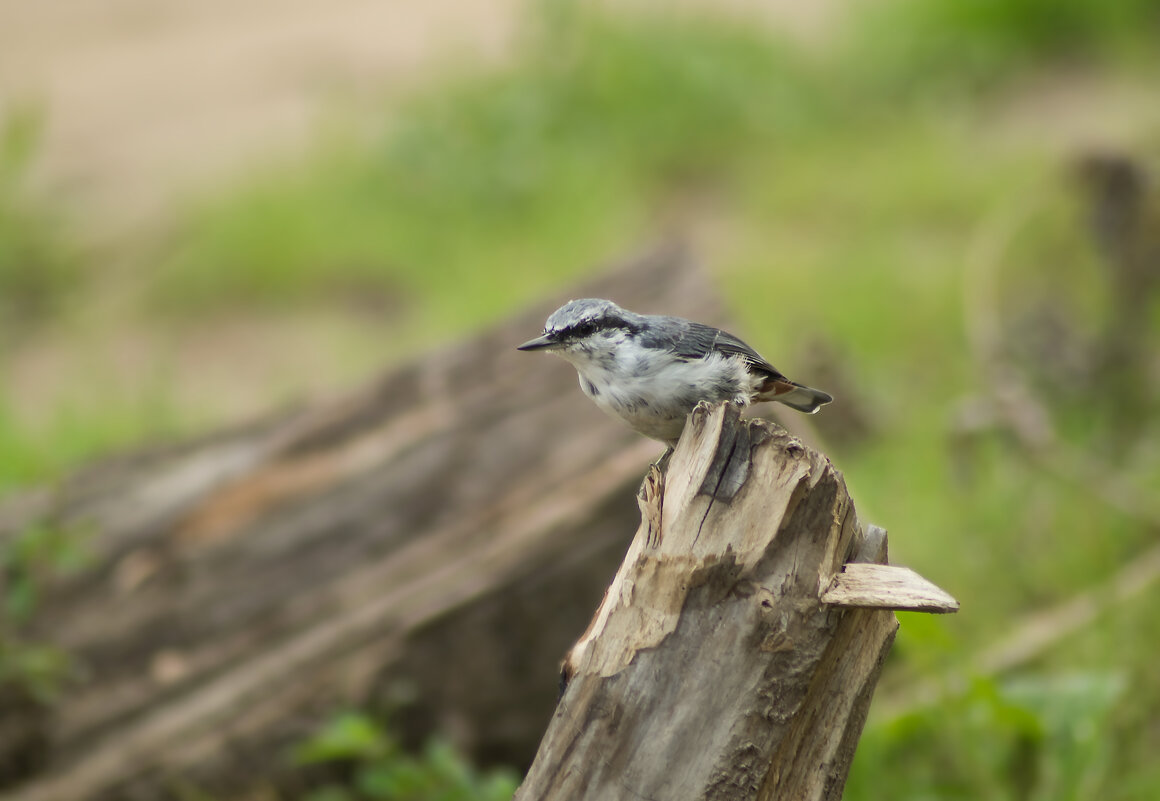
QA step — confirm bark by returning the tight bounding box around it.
[516,402,955,801]
[0,244,732,800]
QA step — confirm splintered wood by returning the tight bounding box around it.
[516,402,957,801]
[822,563,960,613]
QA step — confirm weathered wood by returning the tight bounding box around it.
[0,245,748,801]
[515,401,952,801]
[822,563,960,613]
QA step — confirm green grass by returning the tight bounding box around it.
[841,0,1160,97]
[713,84,1159,799]
[0,109,79,337]
[0,391,187,492]
[2,0,1160,798]
[152,10,832,331]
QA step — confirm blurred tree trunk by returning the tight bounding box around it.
[0,245,732,801]
[1075,152,1160,442]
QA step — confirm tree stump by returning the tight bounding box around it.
[516,401,957,801]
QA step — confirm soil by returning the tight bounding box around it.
[0,0,521,231]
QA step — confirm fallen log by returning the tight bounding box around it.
[516,401,956,801]
[0,245,736,800]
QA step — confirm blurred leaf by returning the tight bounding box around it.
[0,640,71,703]
[293,712,392,765]
[3,576,37,624]
[1,523,90,623]
[852,671,1125,801]
[292,710,521,801]
[305,786,358,801]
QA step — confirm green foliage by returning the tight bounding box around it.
[0,639,71,705]
[153,10,827,326]
[0,523,89,702]
[0,387,187,492]
[1,523,89,624]
[293,713,519,801]
[3,0,1160,798]
[153,0,1160,320]
[0,108,78,335]
[848,0,1160,93]
[848,672,1124,801]
[903,0,1159,56]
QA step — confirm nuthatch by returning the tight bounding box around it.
[518,298,832,447]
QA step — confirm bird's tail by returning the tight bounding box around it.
[760,380,833,414]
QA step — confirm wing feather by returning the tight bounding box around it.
[670,322,787,380]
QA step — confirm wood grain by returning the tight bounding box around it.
[516,402,911,801]
[822,563,960,613]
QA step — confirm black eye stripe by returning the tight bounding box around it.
[557,315,642,340]
[556,320,597,339]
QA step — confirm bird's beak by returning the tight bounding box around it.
[517,333,559,351]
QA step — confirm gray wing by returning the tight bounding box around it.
[653,319,788,380]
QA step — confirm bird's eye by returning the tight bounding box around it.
[569,321,597,339]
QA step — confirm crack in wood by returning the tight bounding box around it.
[690,404,753,551]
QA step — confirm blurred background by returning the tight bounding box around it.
[2,0,1160,799]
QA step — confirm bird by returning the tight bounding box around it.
[517,298,832,447]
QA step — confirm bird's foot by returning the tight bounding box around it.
[651,447,674,473]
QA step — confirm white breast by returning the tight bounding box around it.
[565,341,758,443]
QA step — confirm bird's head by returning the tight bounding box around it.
[517,298,644,364]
